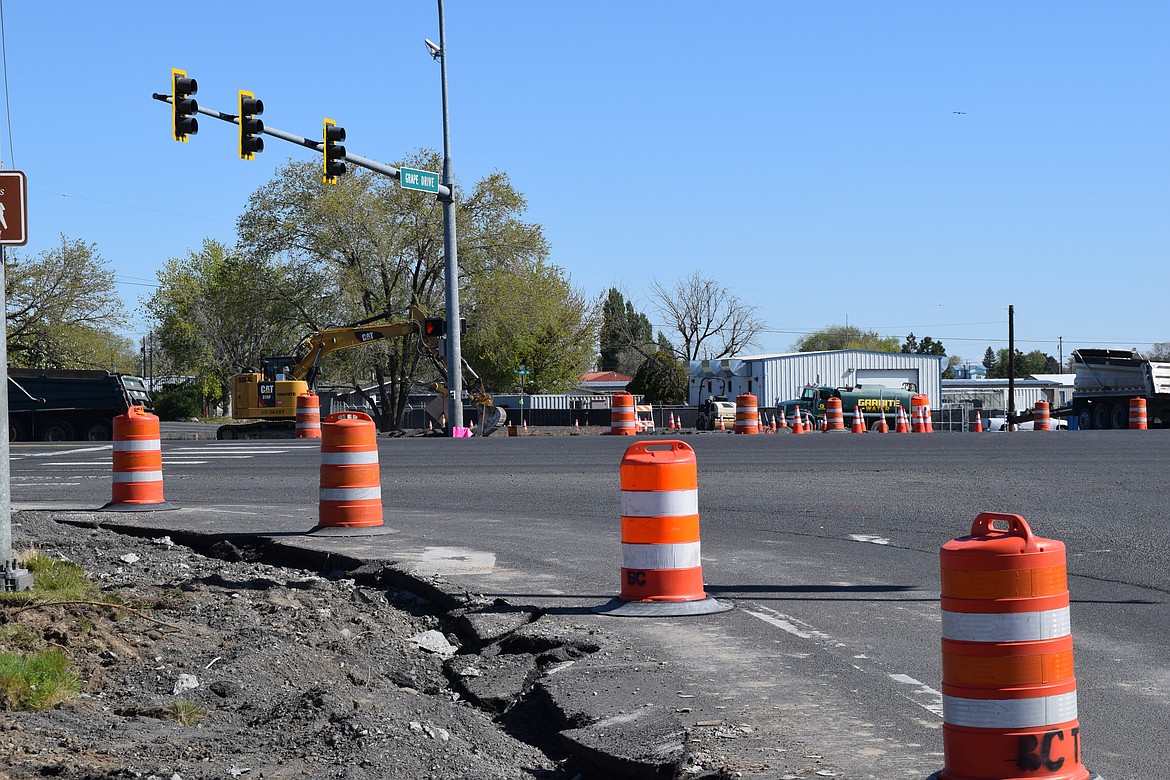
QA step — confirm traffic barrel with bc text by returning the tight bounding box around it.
[1129,398,1147,430]
[734,393,760,434]
[317,411,382,529]
[594,440,731,617]
[101,406,174,511]
[296,392,322,439]
[611,392,637,436]
[934,512,1096,780]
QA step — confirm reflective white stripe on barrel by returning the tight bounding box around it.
[621,489,698,518]
[621,541,701,570]
[612,405,635,413]
[942,606,1071,642]
[112,471,163,483]
[321,450,380,465]
[113,439,161,452]
[319,487,382,501]
[297,422,321,429]
[611,420,637,428]
[942,691,1078,729]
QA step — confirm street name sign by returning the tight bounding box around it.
[400,167,440,193]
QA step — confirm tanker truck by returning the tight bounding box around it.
[779,383,917,431]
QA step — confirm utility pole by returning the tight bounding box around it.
[1007,305,1016,431]
[433,0,464,433]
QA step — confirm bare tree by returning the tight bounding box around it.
[650,272,764,361]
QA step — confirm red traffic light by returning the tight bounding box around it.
[422,318,446,338]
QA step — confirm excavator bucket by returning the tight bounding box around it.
[479,404,506,437]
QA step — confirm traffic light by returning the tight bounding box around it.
[238,90,264,160]
[322,118,346,184]
[422,317,445,338]
[171,68,198,142]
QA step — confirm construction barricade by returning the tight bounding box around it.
[296,392,322,439]
[1034,401,1051,431]
[611,392,637,436]
[1129,398,1147,430]
[934,512,1095,780]
[101,406,174,511]
[594,440,731,617]
[734,393,759,434]
[315,411,383,531]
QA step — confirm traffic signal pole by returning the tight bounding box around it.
[150,94,453,201]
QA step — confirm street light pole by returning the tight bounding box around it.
[432,0,463,433]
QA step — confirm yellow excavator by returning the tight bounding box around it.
[218,306,505,439]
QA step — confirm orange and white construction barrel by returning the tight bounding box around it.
[824,397,846,431]
[912,394,929,433]
[734,393,760,435]
[102,406,174,511]
[1129,398,1147,430]
[593,440,731,617]
[935,512,1096,780]
[296,392,322,439]
[317,411,383,529]
[610,392,637,436]
[1034,401,1051,432]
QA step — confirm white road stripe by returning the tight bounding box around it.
[888,674,945,718]
[850,534,891,545]
[742,603,833,641]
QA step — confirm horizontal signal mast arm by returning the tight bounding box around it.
[150,93,451,199]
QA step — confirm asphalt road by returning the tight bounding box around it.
[9,429,1168,779]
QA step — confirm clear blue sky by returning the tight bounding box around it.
[2,2,1167,366]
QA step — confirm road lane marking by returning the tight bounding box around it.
[15,445,113,458]
[850,534,891,545]
[743,603,833,641]
[888,674,944,718]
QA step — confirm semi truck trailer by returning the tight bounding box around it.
[7,368,152,442]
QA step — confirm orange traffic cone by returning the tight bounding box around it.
[851,406,865,433]
[594,440,732,617]
[912,404,926,433]
[877,408,889,433]
[925,404,934,433]
[972,412,983,433]
[718,416,726,431]
[791,409,804,435]
[770,414,777,433]
[777,408,787,429]
[895,405,910,433]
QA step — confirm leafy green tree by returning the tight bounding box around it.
[902,332,946,356]
[5,235,130,369]
[598,288,653,374]
[627,332,686,404]
[987,348,1055,378]
[794,325,900,352]
[461,259,598,394]
[144,239,314,406]
[236,154,554,430]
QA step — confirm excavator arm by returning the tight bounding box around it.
[283,306,504,435]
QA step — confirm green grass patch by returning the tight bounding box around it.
[166,699,206,726]
[0,552,100,605]
[0,649,80,710]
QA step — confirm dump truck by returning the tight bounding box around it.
[7,368,152,442]
[779,383,917,430]
[220,307,504,439]
[1069,349,1170,429]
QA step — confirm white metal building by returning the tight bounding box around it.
[689,351,945,408]
[940,376,1076,413]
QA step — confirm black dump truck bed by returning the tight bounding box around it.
[7,368,151,442]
